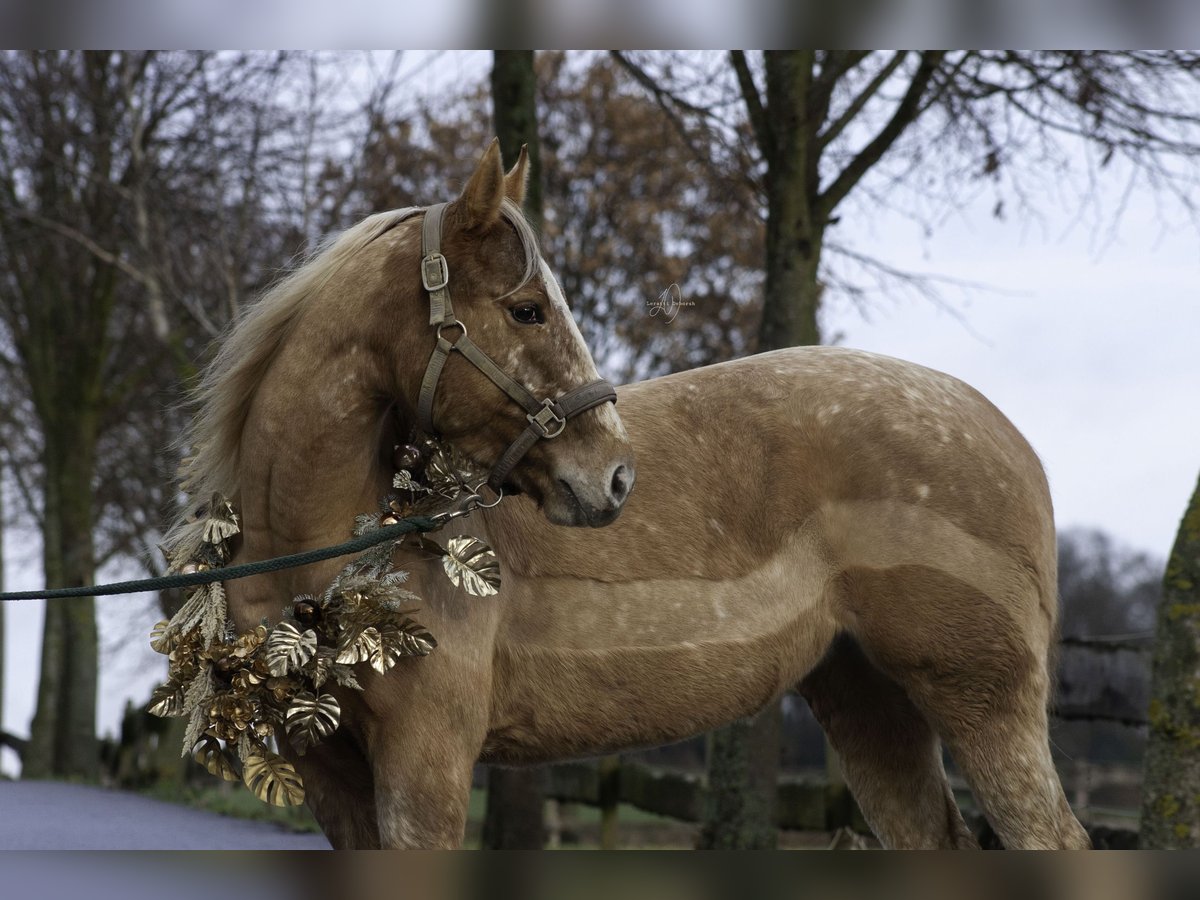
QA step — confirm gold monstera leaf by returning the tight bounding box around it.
[264,621,318,677]
[355,621,438,675]
[306,653,334,689]
[441,536,501,597]
[148,678,187,718]
[149,620,177,655]
[243,749,305,807]
[192,734,239,782]
[335,625,380,666]
[285,691,341,754]
[380,619,437,659]
[423,447,467,495]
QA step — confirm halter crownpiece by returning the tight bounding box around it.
[416,202,618,493]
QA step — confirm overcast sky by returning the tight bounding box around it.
[3,50,1199,773]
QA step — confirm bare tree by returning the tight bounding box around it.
[0,50,322,778]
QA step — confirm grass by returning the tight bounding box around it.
[139,779,322,833]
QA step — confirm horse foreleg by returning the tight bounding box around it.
[368,719,478,849]
[285,732,380,849]
[361,659,491,849]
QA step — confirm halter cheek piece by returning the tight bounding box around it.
[416,202,618,494]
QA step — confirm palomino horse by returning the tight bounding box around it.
[175,141,1089,849]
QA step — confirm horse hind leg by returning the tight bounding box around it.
[799,633,978,849]
[928,666,1091,849]
[839,566,1091,849]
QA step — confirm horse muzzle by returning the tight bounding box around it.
[547,457,636,527]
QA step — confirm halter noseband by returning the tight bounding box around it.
[416,202,617,494]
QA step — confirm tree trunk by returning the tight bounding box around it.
[697,703,781,848]
[23,468,66,779]
[758,51,823,353]
[597,754,620,849]
[483,49,549,849]
[1140,471,1200,847]
[25,422,99,780]
[491,50,543,226]
[481,767,545,849]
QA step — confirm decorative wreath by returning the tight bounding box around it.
[148,438,500,806]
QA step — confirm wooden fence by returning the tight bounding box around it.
[544,757,869,834]
[540,757,1138,847]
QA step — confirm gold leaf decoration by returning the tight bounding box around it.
[150,620,177,654]
[200,582,227,645]
[202,493,240,545]
[331,665,362,691]
[170,586,211,637]
[423,449,463,496]
[148,678,187,718]
[365,629,397,674]
[161,531,205,574]
[380,619,437,659]
[353,621,438,675]
[286,692,341,754]
[192,734,239,782]
[336,625,381,666]
[264,622,318,677]
[307,653,333,689]
[243,749,305,807]
[441,536,501,596]
[182,703,208,757]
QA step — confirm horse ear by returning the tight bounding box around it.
[454,138,505,232]
[503,145,529,207]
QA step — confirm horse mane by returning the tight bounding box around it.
[163,207,421,551]
[163,199,540,554]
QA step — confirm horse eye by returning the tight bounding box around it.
[511,304,544,325]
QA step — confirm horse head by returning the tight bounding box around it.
[389,140,635,527]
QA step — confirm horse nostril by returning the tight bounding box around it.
[610,464,633,505]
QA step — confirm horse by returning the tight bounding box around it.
[170,140,1090,849]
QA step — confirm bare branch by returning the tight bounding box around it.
[817,51,946,220]
[729,51,770,157]
[607,52,758,196]
[3,206,156,290]
[610,50,713,118]
[818,51,908,150]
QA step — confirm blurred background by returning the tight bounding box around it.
[0,45,1199,849]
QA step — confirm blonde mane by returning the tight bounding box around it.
[165,208,421,547]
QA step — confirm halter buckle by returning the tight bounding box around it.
[421,253,449,292]
[527,399,567,439]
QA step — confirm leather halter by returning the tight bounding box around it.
[416,202,618,494]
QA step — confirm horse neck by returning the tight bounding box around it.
[227,323,405,627]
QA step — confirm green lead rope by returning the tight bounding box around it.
[0,515,440,602]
